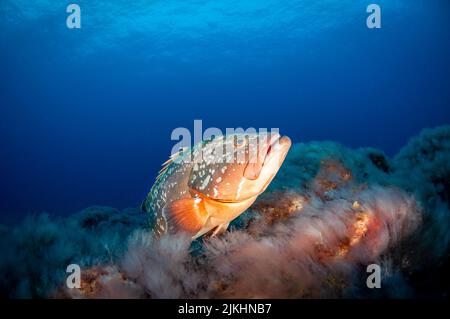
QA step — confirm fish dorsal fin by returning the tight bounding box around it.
[155,147,189,182]
[163,197,209,235]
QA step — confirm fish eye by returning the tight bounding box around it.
[234,136,247,148]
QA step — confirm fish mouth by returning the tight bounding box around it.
[263,134,292,166]
[243,133,291,181]
[197,136,292,204]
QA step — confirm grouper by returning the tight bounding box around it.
[142,132,291,239]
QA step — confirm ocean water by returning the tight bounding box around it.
[1,0,450,222]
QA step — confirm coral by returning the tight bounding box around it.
[203,186,420,298]
[107,186,419,299]
[394,126,450,206]
[56,265,145,299]
[0,207,146,298]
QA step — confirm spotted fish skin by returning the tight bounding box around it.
[141,151,193,237]
[141,137,226,236]
[142,133,292,239]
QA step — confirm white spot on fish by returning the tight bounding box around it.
[236,178,245,199]
[200,175,211,190]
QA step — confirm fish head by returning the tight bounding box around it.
[188,132,291,202]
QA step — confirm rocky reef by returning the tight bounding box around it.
[1,126,449,298]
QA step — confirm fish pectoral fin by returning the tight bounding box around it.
[200,221,230,239]
[211,222,230,237]
[163,198,209,235]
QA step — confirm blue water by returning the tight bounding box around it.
[1,0,449,222]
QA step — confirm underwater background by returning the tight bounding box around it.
[0,0,450,298]
[1,0,450,221]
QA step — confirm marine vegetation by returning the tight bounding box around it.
[1,126,449,299]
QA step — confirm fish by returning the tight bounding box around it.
[141,132,292,239]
